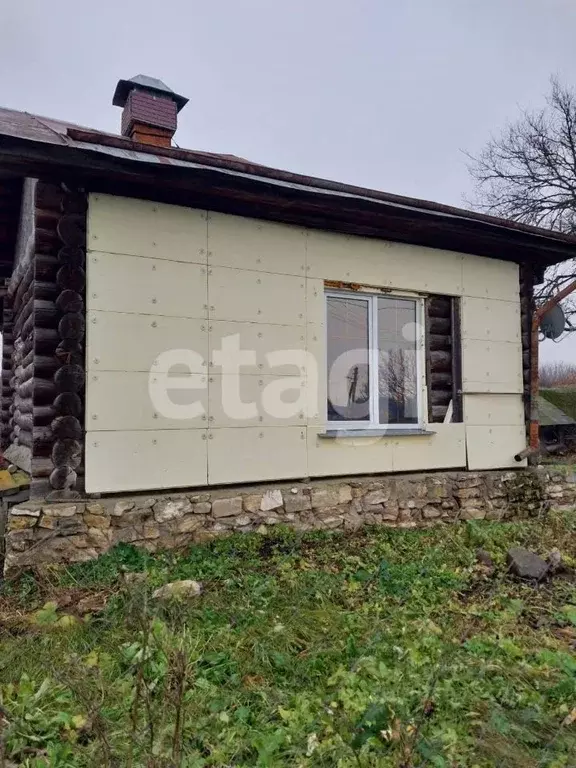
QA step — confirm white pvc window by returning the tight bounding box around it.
[326,290,425,429]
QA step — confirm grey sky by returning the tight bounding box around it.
[3,0,576,361]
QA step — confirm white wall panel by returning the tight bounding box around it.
[392,424,466,471]
[462,339,523,394]
[209,321,306,376]
[461,297,520,343]
[209,267,306,325]
[85,429,208,493]
[208,212,306,276]
[466,426,527,470]
[209,375,306,427]
[88,194,207,263]
[88,252,208,318]
[307,427,395,477]
[208,427,307,484]
[87,311,208,373]
[462,254,519,302]
[464,394,525,426]
[307,233,464,295]
[87,371,207,431]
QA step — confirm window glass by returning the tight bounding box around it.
[377,297,418,424]
[327,296,370,422]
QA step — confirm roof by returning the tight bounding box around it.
[1,105,576,266]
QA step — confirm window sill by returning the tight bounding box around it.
[318,428,436,439]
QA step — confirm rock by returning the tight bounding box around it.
[193,502,211,515]
[260,490,283,511]
[152,580,202,600]
[311,487,339,508]
[547,548,563,574]
[243,494,263,513]
[363,489,389,507]
[283,491,311,513]
[338,485,353,504]
[112,500,136,516]
[234,515,252,527]
[83,512,111,529]
[175,517,202,534]
[86,502,107,515]
[507,547,548,580]
[41,505,77,518]
[8,515,37,530]
[476,548,494,568]
[10,506,40,517]
[422,505,442,519]
[153,499,192,522]
[212,497,243,518]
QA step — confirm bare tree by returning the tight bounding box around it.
[467,78,576,332]
[539,361,576,388]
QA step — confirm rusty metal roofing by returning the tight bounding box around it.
[2,105,576,259]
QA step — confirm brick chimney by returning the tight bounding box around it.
[112,75,188,148]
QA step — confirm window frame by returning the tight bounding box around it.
[325,289,427,431]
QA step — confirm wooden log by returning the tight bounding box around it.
[428,317,451,335]
[58,312,85,340]
[34,281,59,301]
[427,297,452,318]
[430,372,453,388]
[430,351,452,374]
[61,192,88,216]
[34,254,59,280]
[54,364,84,393]
[53,392,82,417]
[58,245,85,266]
[34,405,55,425]
[57,214,86,247]
[34,327,59,353]
[55,340,83,365]
[52,438,82,469]
[55,289,84,313]
[32,456,56,478]
[49,466,78,490]
[429,389,452,406]
[28,377,57,404]
[428,333,451,352]
[35,227,59,254]
[51,415,83,440]
[56,265,85,292]
[33,356,60,378]
[35,182,63,212]
[431,405,448,421]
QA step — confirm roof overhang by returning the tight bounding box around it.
[0,127,575,269]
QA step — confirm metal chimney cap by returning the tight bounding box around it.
[113,75,188,112]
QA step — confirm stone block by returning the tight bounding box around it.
[8,516,36,530]
[41,505,77,518]
[311,487,340,508]
[112,500,136,516]
[260,490,283,511]
[459,507,486,520]
[10,507,40,517]
[234,515,252,527]
[338,485,353,504]
[83,512,111,529]
[363,489,389,507]
[284,491,311,513]
[154,499,193,522]
[212,497,243,518]
[85,502,106,515]
[193,502,211,515]
[243,495,262,513]
[422,505,442,519]
[176,516,202,534]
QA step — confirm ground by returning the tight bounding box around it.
[0,512,575,767]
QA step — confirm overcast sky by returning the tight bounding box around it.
[3,0,576,361]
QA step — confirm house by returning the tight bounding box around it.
[1,75,576,567]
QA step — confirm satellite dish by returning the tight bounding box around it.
[540,304,566,340]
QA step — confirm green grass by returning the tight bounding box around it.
[541,387,576,421]
[1,513,576,767]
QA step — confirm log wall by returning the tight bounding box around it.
[1,181,87,498]
[425,295,462,423]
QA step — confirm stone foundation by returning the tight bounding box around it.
[4,467,576,572]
